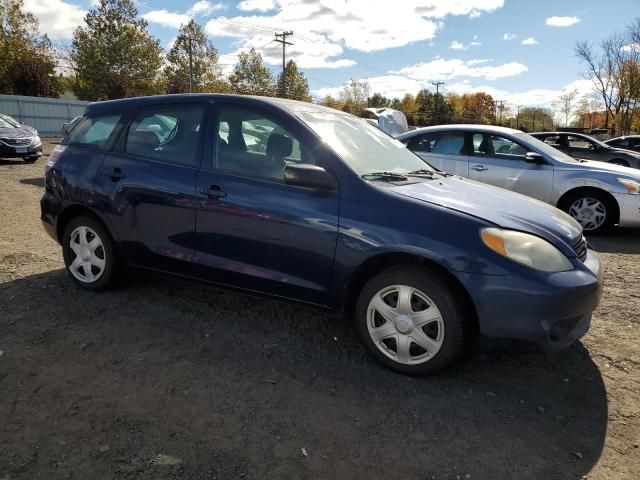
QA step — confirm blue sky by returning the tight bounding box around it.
[23,0,640,106]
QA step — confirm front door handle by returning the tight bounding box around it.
[106,167,125,181]
[471,165,488,171]
[200,185,227,199]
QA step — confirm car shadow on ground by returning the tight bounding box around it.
[18,177,45,188]
[0,269,607,479]
[588,228,640,254]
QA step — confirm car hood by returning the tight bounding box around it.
[559,158,640,178]
[391,176,582,251]
[0,126,34,139]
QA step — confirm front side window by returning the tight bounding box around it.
[215,106,312,182]
[67,114,122,150]
[473,133,526,161]
[125,104,205,165]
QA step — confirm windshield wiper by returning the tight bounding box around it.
[406,169,437,176]
[361,171,408,181]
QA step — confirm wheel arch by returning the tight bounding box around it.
[56,205,115,243]
[556,186,620,225]
[341,252,479,336]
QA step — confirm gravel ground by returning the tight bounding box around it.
[0,141,639,479]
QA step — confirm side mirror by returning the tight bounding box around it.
[525,152,546,164]
[284,163,337,191]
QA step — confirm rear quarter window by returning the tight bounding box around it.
[66,115,122,150]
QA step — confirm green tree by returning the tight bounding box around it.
[276,60,310,101]
[164,19,224,94]
[339,79,370,114]
[71,0,163,100]
[320,94,343,110]
[0,0,58,96]
[368,92,391,108]
[228,48,275,96]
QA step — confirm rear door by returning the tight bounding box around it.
[94,102,207,271]
[468,132,554,202]
[404,131,469,176]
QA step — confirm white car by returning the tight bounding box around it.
[397,124,640,233]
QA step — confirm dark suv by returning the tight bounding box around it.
[531,131,640,169]
[41,94,603,375]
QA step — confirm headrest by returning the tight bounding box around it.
[266,133,293,159]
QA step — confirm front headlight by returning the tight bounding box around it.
[618,178,640,194]
[480,228,574,272]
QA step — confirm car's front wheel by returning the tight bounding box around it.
[355,266,470,375]
[560,190,615,234]
[62,216,118,290]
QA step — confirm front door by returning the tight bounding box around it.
[468,132,554,202]
[94,102,207,271]
[193,103,340,305]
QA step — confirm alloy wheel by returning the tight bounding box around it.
[569,197,607,232]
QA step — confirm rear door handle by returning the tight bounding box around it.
[471,165,488,171]
[106,167,125,180]
[200,185,227,199]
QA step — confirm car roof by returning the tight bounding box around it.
[85,94,342,117]
[397,124,523,139]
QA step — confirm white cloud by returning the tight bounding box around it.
[205,0,504,69]
[22,0,86,40]
[545,16,581,27]
[622,43,640,52]
[503,32,516,41]
[521,37,538,45]
[190,1,225,15]
[449,36,482,50]
[393,58,528,81]
[143,10,191,28]
[237,0,276,11]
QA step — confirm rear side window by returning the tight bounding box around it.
[125,104,205,166]
[67,115,121,150]
[406,133,437,152]
[431,132,465,155]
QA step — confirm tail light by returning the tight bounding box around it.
[45,145,66,172]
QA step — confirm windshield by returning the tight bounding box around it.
[0,115,19,127]
[296,110,434,176]
[0,117,15,129]
[515,133,580,163]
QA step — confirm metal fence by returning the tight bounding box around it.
[0,94,89,137]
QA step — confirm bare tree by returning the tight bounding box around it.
[554,89,579,127]
[576,20,640,134]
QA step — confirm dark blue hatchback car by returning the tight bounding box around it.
[41,94,604,375]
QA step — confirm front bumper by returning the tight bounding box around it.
[0,140,42,159]
[456,248,603,350]
[614,192,640,228]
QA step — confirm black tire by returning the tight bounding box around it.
[609,159,629,167]
[62,215,118,291]
[22,156,38,163]
[354,265,471,376]
[558,189,616,235]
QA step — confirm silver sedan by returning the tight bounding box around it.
[397,124,640,234]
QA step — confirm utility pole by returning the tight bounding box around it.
[275,31,294,97]
[187,36,194,93]
[532,109,537,132]
[495,100,505,125]
[432,81,444,121]
[516,105,520,129]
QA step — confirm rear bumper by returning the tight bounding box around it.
[456,248,603,350]
[40,191,62,243]
[614,192,640,228]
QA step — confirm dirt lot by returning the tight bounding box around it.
[0,141,639,479]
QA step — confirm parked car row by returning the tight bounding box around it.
[398,125,640,234]
[42,94,606,376]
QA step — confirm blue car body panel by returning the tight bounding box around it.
[41,94,604,349]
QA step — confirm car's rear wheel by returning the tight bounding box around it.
[560,190,615,234]
[355,266,469,375]
[62,216,117,290]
